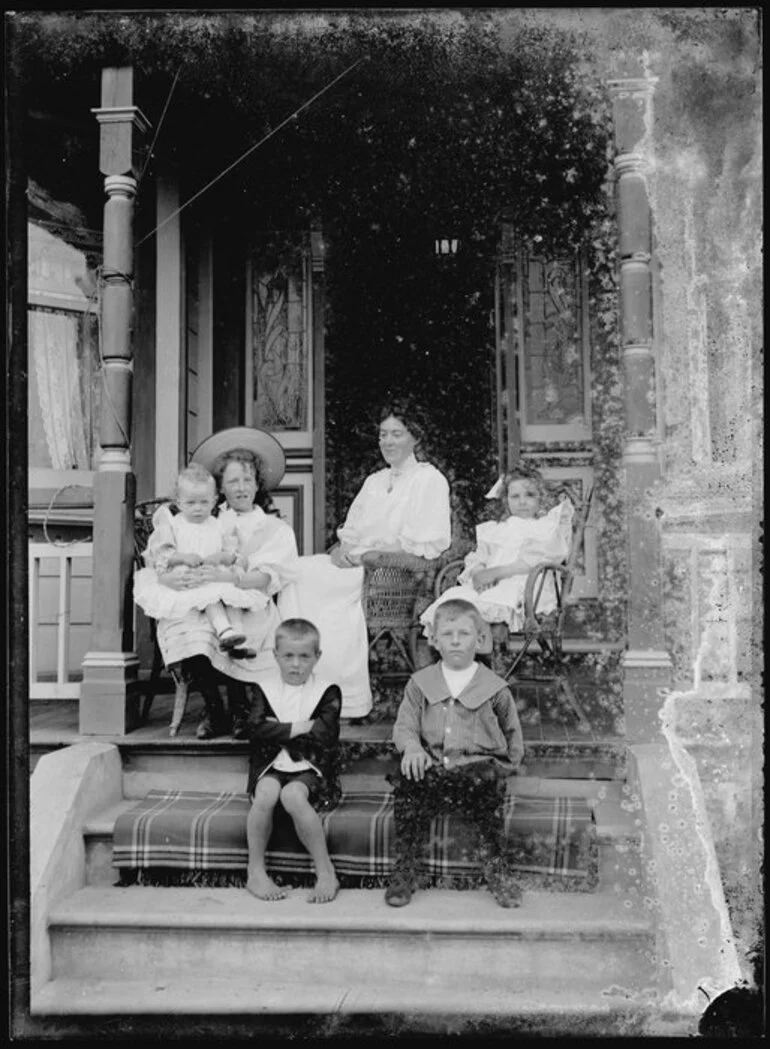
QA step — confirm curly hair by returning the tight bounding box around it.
[377,399,432,460]
[492,463,547,520]
[210,447,278,515]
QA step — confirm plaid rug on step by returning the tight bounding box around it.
[113,789,597,887]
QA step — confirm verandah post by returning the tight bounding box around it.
[79,67,150,734]
[608,61,673,742]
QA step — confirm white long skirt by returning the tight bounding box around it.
[155,602,281,682]
[278,555,372,719]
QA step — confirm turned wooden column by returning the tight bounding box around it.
[80,67,150,735]
[608,67,672,742]
[310,221,327,553]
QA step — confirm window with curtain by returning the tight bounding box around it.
[27,209,102,472]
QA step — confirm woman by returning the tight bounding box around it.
[152,427,299,739]
[279,403,451,719]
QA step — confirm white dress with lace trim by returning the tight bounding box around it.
[420,500,574,634]
[133,506,269,621]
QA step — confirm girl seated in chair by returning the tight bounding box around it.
[420,465,574,642]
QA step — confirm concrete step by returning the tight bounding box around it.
[46,886,658,997]
[31,976,683,1034]
[82,782,643,894]
[118,734,627,797]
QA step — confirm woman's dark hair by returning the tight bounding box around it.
[210,448,279,515]
[377,400,431,460]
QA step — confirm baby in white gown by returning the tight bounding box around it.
[133,463,269,655]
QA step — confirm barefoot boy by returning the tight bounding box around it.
[385,598,525,908]
[242,618,341,903]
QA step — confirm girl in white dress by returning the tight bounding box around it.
[420,466,574,640]
[134,463,269,654]
[279,405,452,719]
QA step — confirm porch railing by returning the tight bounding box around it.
[29,541,93,699]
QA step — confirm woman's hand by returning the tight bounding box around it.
[192,564,235,584]
[158,565,198,590]
[329,544,360,569]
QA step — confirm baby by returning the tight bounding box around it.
[242,618,342,904]
[133,463,269,657]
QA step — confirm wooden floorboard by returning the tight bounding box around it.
[30,694,622,748]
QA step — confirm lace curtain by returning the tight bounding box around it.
[29,308,94,470]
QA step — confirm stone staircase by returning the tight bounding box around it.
[30,717,686,1033]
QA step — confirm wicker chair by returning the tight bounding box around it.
[360,550,441,674]
[433,487,595,732]
[133,498,191,736]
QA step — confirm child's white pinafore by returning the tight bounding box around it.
[133,505,269,621]
[420,499,575,635]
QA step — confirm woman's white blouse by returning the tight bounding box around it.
[336,455,451,560]
[217,505,299,596]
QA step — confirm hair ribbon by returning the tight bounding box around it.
[485,476,505,500]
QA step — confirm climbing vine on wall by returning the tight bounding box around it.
[17,10,622,603]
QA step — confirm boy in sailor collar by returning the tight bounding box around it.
[386,598,525,908]
[242,618,341,903]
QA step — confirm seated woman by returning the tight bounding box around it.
[279,402,452,719]
[148,428,300,739]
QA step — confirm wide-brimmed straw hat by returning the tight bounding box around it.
[190,427,286,490]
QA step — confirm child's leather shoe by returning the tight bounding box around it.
[229,647,257,660]
[196,713,230,740]
[384,876,413,907]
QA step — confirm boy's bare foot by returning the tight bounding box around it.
[307,873,340,903]
[246,872,287,900]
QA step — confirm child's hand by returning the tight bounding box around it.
[201,552,229,566]
[194,563,222,583]
[290,719,315,737]
[401,749,432,781]
[182,553,204,568]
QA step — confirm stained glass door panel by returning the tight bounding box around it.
[518,253,591,443]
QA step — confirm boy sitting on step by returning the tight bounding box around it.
[242,618,342,904]
[385,598,525,909]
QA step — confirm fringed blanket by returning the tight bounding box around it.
[113,789,597,889]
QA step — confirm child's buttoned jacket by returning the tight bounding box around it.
[392,662,525,774]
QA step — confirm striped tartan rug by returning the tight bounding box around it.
[113,789,597,889]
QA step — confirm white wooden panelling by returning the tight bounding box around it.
[29,541,93,699]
